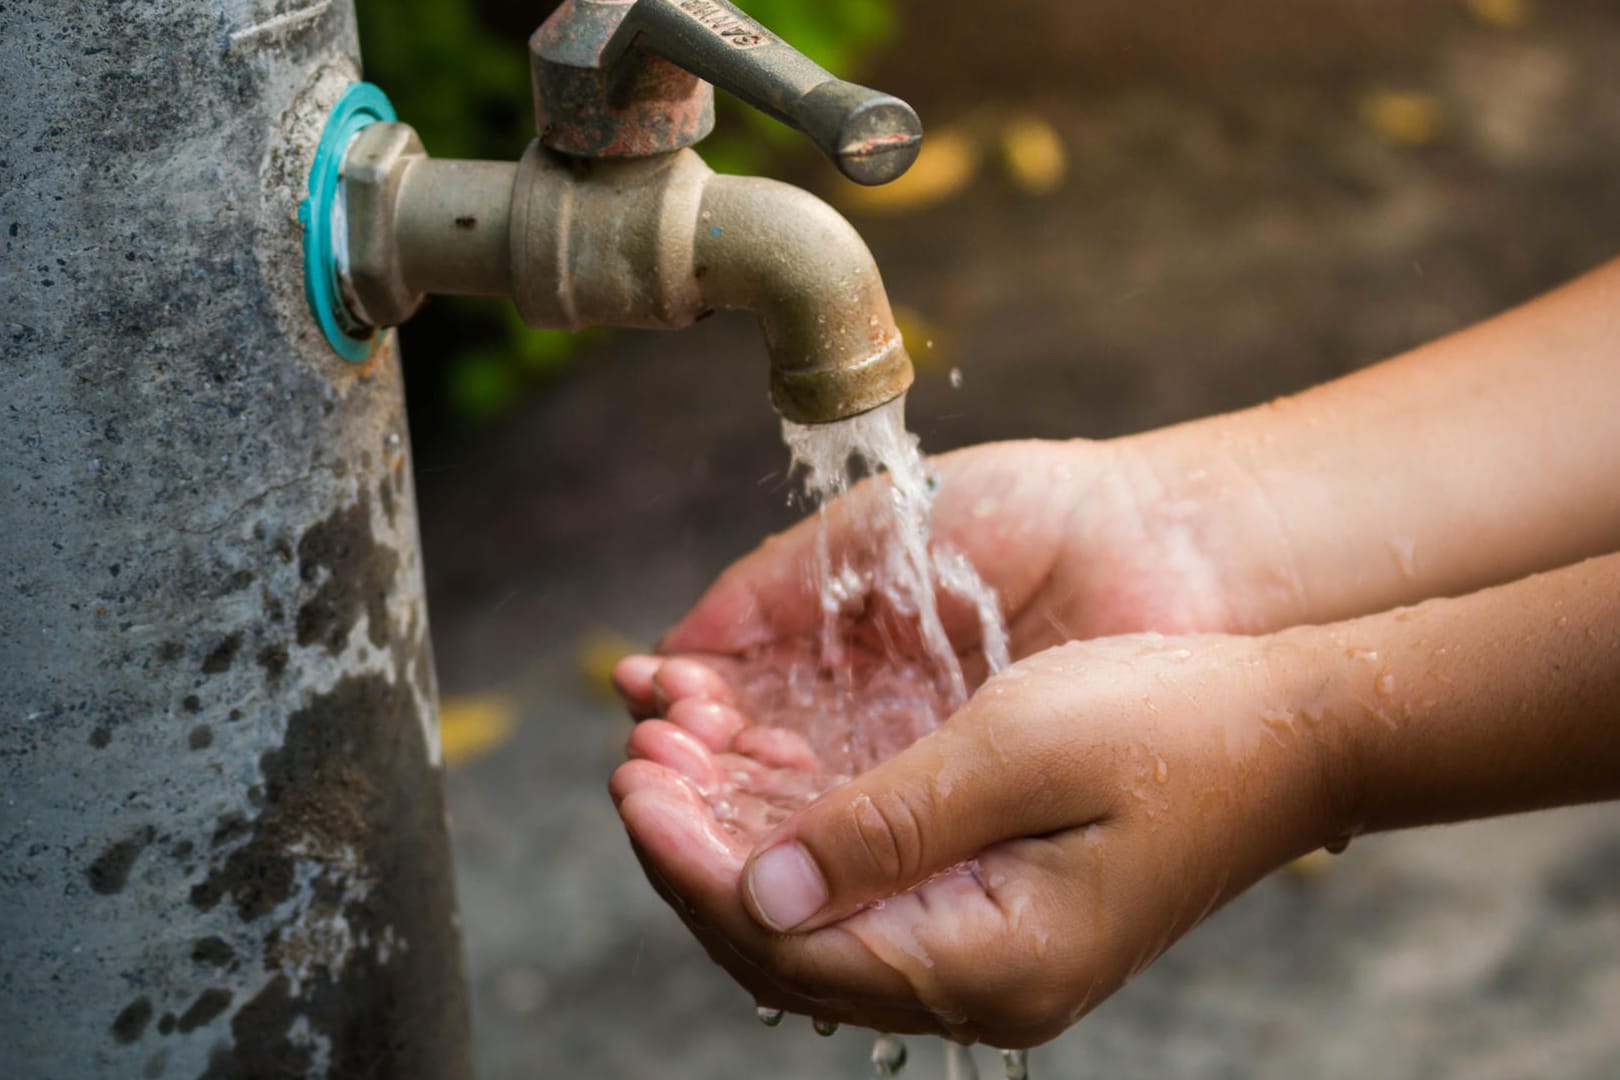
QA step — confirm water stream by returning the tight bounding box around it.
[780,396,1010,699]
[772,396,1026,1079]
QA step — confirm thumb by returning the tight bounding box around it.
[739,694,1092,933]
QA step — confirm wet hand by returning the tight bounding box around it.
[610,633,1344,1047]
[649,439,1254,682]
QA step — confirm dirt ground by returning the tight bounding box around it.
[407,1,1620,1076]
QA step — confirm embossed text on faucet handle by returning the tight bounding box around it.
[603,0,923,185]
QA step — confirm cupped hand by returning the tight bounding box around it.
[610,633,1344,1048]
[645,438,1272,688]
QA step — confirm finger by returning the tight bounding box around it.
[738,672,1111,933]
[629,832,949,1039]
[627,720,723,792]
[712,753,825,811]
[666,698,747,751]
[609,757,699,809]
[620,787,938,1030]
[713,786,800,840]
[652,658,737,713]
[731,725,820,772]
[613,654,663,719]
[620,786,749,888]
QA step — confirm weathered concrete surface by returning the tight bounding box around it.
[411,1,1620,1076]
[1,2,468,1076]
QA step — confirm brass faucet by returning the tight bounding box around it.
[335,0,923,423]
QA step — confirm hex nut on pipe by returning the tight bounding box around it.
[342,121,427,328]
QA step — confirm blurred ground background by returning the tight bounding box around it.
[363,0,1620,1075]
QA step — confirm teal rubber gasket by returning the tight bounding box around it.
[299,82,396,362]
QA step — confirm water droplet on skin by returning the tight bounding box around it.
[1154,756,1169,784]
[1001,1048,1030,1080]
[871,1034,908,1076]
[756,1006,785,1027]
[813,1017,840,1037]
[1346,647,1378,662]
[1375,672,1395,697]
[1259,707,1295,734]
[949,367,963,388]
[1556,616,1569,628]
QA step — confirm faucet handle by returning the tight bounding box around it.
[605,0,922,185]
[533,0,921,185]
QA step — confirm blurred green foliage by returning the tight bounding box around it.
[354,0,898,424]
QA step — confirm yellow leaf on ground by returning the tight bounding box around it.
[1465,0,1532,29]
[837,127,980,215]
[578,628,645,699]
[1361,90,1445,148]
[439,694,516,768]
[1000,114,1068,195]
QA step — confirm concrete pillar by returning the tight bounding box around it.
[0,2,472,1076]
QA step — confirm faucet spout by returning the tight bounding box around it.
[692,173,914,423]
[500,141,913,424]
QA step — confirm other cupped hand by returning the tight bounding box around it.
[611,632,1343,1048]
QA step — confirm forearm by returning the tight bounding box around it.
[1288,551,1620,841]
[1135,257,1620,632]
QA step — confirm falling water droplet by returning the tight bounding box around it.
[1001,1048,1030,1080]
[812,1017,840,1037]
[945,1043,980,1080]
[756,1006,784,1027]
[870,1034,907,1076]
[949,367,964,388]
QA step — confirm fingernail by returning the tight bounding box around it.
[746,842,827,931]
